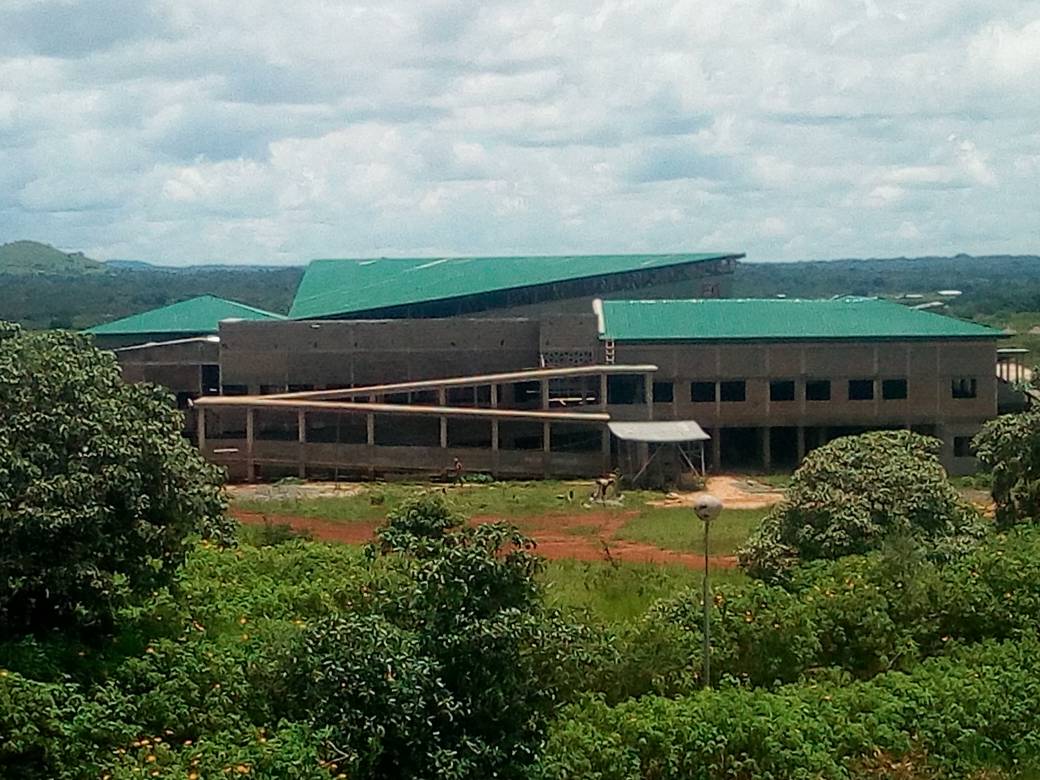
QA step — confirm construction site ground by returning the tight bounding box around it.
[230,476,785,570]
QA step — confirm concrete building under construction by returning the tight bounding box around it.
[89,251,1018,480]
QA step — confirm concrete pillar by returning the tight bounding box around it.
[245,408,255,482]
[197,407,207,452]
[541,380,550,410]
[366,413,375,446]
[761,427,771,473]
[440,416,448,448]
[491,418,500,478]
[599,373,608,409]
[542,421,551,478]
[644,372,654,420]
[796,426,806,463]
[490,383,499,409]
[602,427,612,472]
[297,410,306,479]
[711,428,722,472]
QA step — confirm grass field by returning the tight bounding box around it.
[614,506,768,555]
[542,559,747,621]
[234,479,661,523]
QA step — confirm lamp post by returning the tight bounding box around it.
[693,494,723,687]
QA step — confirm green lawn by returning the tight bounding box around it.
[541,558,747,622]
[752,473,793,489]
[613,506,768,556]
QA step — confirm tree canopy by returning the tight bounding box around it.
[974,408,1040,528]
[739,431,984,582]
[0,324,231,635]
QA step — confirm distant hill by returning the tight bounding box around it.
[0,241,104,275]
[105,259,303,272]
[104,259,155,270]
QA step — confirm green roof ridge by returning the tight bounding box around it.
[598,297,1005,342]
[289,252,741,319]
[88,295,285,336]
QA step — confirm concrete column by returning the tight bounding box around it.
[602,427,612,472]
[761,427,771,473]
[711,428,722,472]
[197,407,207,452]
[796,426,806,463]
[541,380,550,410]
[440,416,448,448]
[245,408,255,482]
[490,383,499,409]
[542,421,551,478]
[366,413,375,446]
[644,372,654,420]
[599,373,608,409]
[297,410,306,479]
[491,418,500,478]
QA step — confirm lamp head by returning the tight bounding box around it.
[693,494,723,523]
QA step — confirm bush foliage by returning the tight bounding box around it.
[0,324,230,635]
[5,519,1040,777]
[5,399,1040,778]
[278,495,577,778]
[739,431,984,582]
[974,408,1040,528]
[537,636,1040,780]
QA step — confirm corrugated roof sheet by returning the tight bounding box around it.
[88,295,285,336]
[289,253,740,319]
[609,421,711,442]
[599,298,1005,341]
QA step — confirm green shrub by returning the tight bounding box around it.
[739,431,984,582]
[280,613,451,778]
[606,528,1040,696]
[0,325,231,636]
[237,519,313,546]
[537,637,1040,780]
[278,495,576,779]
[608,580,820,695]
[974,409,1040,528]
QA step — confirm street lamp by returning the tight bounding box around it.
[693,494,723,687]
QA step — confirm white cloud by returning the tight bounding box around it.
[0,0,1038,263]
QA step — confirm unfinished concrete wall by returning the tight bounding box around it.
[219,318,544,391]
[113,339,222,436]
[612,338,999,473]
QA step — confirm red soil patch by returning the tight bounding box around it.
[234,510,379,545]
[232,508,736,570]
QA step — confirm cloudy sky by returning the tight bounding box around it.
[1,0,1038,265]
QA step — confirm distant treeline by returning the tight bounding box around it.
[735,255,1040,319]
[1,254,1039,331]
[0,267,305,330]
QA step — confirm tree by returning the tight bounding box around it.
[0,324,230,634]
[739,431,984,582]
[973,408,1040,528]
[280,495,576,779]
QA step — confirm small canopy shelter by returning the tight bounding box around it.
[608,420,711,486]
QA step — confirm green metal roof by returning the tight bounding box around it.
[598,298,1006,342]
[289,253,740,319]
[88,295,285,336]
